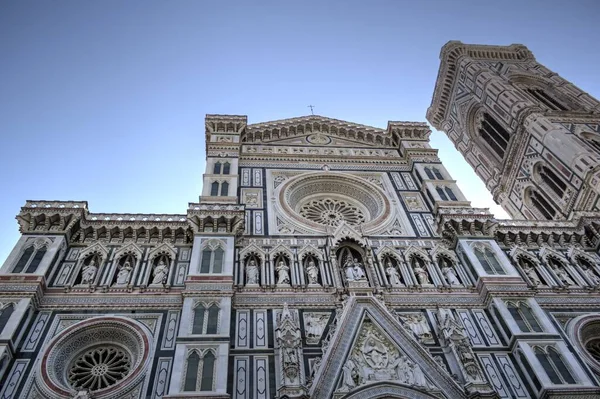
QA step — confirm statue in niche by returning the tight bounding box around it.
[412,258,430,285]
[344,257,366,282]
[151,259,169,285]
[520,259,543,286]
[399,313,433,343]
[385,261,402,286]
[304,313,329,344]
[549,260,575,285]
[305,259,320,285]
[276,303,302,387]
[580,261,600,286]
[434,355,450,374]
[276,260,291,285]
[115,261,133,285]
[80,258,98,285]
[441,260,461,286]
[245,258,259,285]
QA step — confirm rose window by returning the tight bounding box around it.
[586,339,600,363]
[68,346,131,391]
[299,198,365,226]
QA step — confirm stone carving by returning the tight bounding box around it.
[115,261,133,286]
[549,261,575,286]
[581,264,600,286]
[413,261,430,285]
[151,260,169,285]
[276,260,291,286]
[521,262,543,286]
[398,313,434,344]
[434,355,450,374]
[304,313,330,344]
[276,303,305,397]
[437,308,492,394]
[306,259,320,285]
[337,320,431,393]
[72,391,92,399]
[246,259,260,285]
[385,261,402,286]
[244,192,259,207]
[80,259,98,285]
[441,264,461,286]
[344,258,367,282]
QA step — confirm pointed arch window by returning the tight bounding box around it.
[433,168,444,180]
[474,246,505,275]
[479,113,511,159]
[12,243,48,274]
[525,88,569,111]
[200,351,216,391]
[535,346,576,384]
[192,303,220,335]
[213,162,222,174]
[530,189,557,220]
[0,303,15,333]
[424,167,435,180]
[220,182,229,196]
[200,246,224,274]
[436,187,448,201]
[210,182,219,196]
[184,350,216,392]
[222,162,231,175]
[507,302,543,332]
[538,165,567,197]
[184,351,200,391]
[445,187,457,201]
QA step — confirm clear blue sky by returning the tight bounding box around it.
[1,0,599,263]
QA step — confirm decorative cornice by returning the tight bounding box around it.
[426,41,535,129]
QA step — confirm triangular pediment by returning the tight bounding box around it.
[242,115,394,147]
[309,297,465,399]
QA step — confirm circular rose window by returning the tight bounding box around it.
[568,314,600,375]
[277,172,393,234]
[36,316,151,399]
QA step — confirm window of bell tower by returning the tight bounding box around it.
[478,113,511,159]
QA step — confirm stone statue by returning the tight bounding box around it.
[275,303,303,389]
[345,258,366,282]
[80,259,98,285]
[441,264,460,285]
[413,262,430,285]
[581,263,600,286]
[550,262,575,285]
[434,355,450,373]
[521,262,543,286]
[276,260,291,285]
[306,259,320,285]
[409,359,428,387]
[399,314,433,343]
[304,313,329,344]
[340,358,358,391]
[246,259,259,285]
[151,259,169,285]
[386,261,402,286]
[115,261,132,285]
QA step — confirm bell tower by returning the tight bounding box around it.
[427,41,600,220]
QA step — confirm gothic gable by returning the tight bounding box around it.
[309,297,465,399]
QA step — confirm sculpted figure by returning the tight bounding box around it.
[246,259,259,285]
[581,263,600,286]
[413,262,430,285]
[345,258,357,282]
[115,261,132,285]
[340,358,358,391]
[345,258,366,281]
[550,262,575,285]
[441,263,460,285]
[306,259,320,285]
[401,314,432,342]
[522,262,542,286]
[152,259,169,285]
[386,261,402,286]
[73,390,92,399]
[81,259,98,285]
[276,260,291,285]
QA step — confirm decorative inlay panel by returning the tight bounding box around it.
[23,311,51,352]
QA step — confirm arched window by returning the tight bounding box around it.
[538,165,567,197]
[12,246,35,273]
[424,167,434,180]
[507,302,542,332]
[200,244,225,274]
[535,346,576,384]
[0,303,15,333]
[213,162,222,174]
[184,351,200,391]
[192,303,220,335]
[200,351,216,391]
[580,131,600,152]
[220,182,229,196]
[445,187,457,201]
[478,113,511,159]
[25,246,46,273]
[529,189,557,220]
[474,246,505,275]
[433,168,444,180]
[210,182,219,196]
[525,88,569,111]
[223,162,231,175]
[436,187,448,201]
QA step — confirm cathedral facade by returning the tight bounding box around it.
[0,42,600,399]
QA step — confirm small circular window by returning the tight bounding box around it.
[68,346,132,391]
